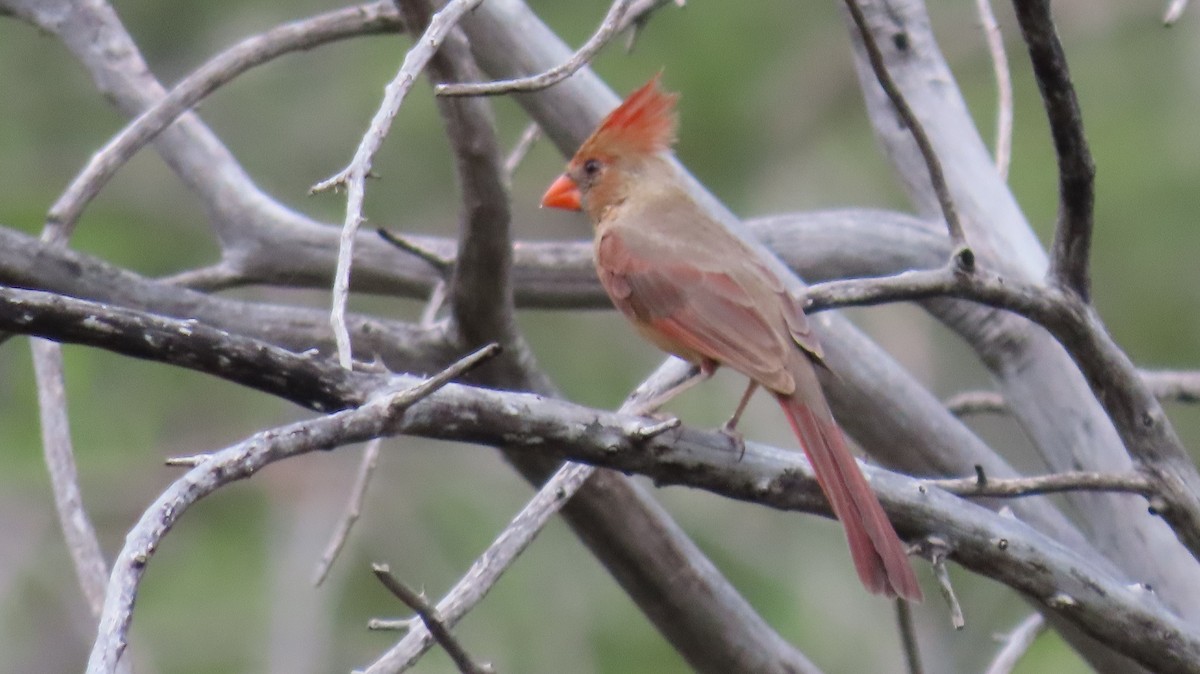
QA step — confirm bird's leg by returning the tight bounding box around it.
[723,380,759,434]
[721,381,759,460]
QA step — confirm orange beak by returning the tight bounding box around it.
[540,174,583,211]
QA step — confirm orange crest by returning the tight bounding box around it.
[581,73,679,159]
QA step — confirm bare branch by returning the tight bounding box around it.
[945,371,1200,418]
[164,454,210,468]
[419,281,449,328]
[0,225,450,374]
[399,0,517,348]
[1142,369,1200,404]
[1011,0,1096,298]
[363,360,729,673]
[435,0,634,97]
[921,539,965,631]
[30,341,111,618]
[976,0,1013,180]
[503,123,542,181]
[160,262,245,292]
[1164,0,1191,26]
[1,218,826,672]
[362,461,596,674]
[313,438,383,586]
[377,228,455,276]
[0,286,385,412]
[371,564,494,674]
[6,276,1195,671]
[805,261,1200,559]
[364,380,1200,673]
[368,618,416,632]
[310,0,484,367]
[943,390,1008,416]
[803,260,1061,322]
[928,470,1155,498]
[46,2,402,237]
[623,0,686,52]
[832,5,1200,632]
[842,0,969,253]
[985,613,1047,674]
[895,599,924,674]
[84,345,498,674]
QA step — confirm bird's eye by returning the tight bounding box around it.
[583,159,602,176]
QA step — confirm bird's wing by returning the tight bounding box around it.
[596,224,799,393]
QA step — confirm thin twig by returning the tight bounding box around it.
[842,0,969,254]
[623,0,685,52]
[419,280,449,328]
[503,122,542,181]
[803,261,1060,323]
[984,612,1047,674]
[311,0,484,368]
[921,538,965,630]
[371,564,495,674]
[368,618,417,632]
[945,371,1200,417]
[1164,0,1191,26]
[0,285,387,413]
[164,454,211,467]
[313,438,384,586]
[435,0,634,97]
[631,416,681,440]
[362,461,594,673]
[1011,0,1095,299]
[975,0,1012,180]
[377,228,454,275]
[159,262,245,291]
[360,363,694,673]
[928,470,1155,498]
[943,390,1007,416]
[84,344,499,674]
[13,273,1200,671]
[402,0,522,358]
[895,599,924,674]
[44,2,402,237]
[30,341,111,618]
[1142,369,1200,404]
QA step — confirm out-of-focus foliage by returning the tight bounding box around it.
[0,2,1196,672]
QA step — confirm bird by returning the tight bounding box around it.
[540,74,922,601]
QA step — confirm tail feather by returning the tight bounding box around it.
[776,379,922,601]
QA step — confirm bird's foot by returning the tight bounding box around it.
[718,423,746,461]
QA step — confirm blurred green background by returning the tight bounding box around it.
[1,1,1197,672]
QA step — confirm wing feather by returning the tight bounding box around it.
[597,226,798,393]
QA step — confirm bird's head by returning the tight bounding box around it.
[541,74,678,220]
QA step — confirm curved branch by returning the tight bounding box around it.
[843,0,1200,629]
[842,0,967,250]
[46,2,403,236]
[976,0,1013,180]
[30,342,111,616]
[0,286,385,412]
[1011,0,1096,298]
[400,0,546,389]
[24,281,1193,674]
[311,0,483,367]
[929,471,1154,499]
[381,384,1200,674]
[434,0,633,97]
[84,345,498,674]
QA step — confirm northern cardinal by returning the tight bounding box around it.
[541,75,921,601]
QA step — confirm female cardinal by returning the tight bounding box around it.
[541,75,922,601]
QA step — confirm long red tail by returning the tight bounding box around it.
[776,365,922,601]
